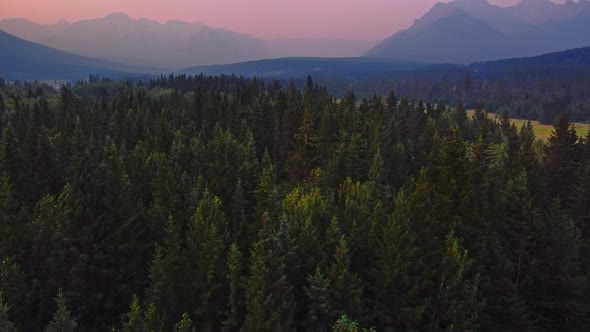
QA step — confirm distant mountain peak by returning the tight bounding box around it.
[103,12,132,21]
[367,0,590,63]
[411,2,463,31]
[452,0,490,5]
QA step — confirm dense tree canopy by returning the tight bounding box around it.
[0,75,589,331]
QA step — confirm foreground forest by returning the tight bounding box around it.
[0,75,589,331]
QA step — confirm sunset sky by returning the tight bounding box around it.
[0,0,558,40]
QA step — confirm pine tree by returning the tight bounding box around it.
[332,315,375,332]
[0,95,5,119]
[44,290,77,332]
[287,109,320,182]
[174,313,195,332]
[122,296,147,332]
[337,178,379,275]
[476,230,532,331]
[327,237,364,324]
[545,113,580,205]
[145,215,184,324]
[0,173,21,259]
[222,243,244,332]
[244,214,295,331]
[428,231,480,331]
[0,125,21,188]
[498,173,540,298]
[189,191,228,331]
[0,293,17,332]
[525,202,588,330]
[519,121,544,202]
[0,258,31,330]
[569,162,590,290]
[373,193,430,331]
[304,267,333,331]
[254,150,279,223]
[144,303,165,332]
[454,101,467,135]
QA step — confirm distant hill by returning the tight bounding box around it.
[0,29,147,80]
[469,46,590,79]
[182,57,429,79]
[477,46,590,66]
[367,0,590,63]
[182,46,590,81]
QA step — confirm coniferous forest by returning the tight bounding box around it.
[1,75,590,331]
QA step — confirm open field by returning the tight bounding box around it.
[467,110,589,141]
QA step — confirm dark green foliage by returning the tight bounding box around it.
[304,267,332,331]
[327,237,364,324]
[332,315,375,332]
[373,193,431,330]
[189,191,228,331]
[122,296,147,332]
[244,215,295,331]
[0,293,17,332]
[527,202,587,330]
[174,313,195,332]
[545,113,581,205]
[0,76,588,331]
[44,290,77,332]
[223,243,244,332]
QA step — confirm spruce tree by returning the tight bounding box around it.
[428,231,480,331]
[0,293,17,332]
[189,191,228,331]
[145,215,184,324]
[373,193,430,330]
[304,267,333,331]
[222,243,244,332]
[287,109,319,182]
[244,214,295,331]
[0,173,21,259]
[44,290,77,332]
[525,202,588,330]
[327,236,364,324]
[0,95,5,119]
[545,113,580,205]
[174,313,195,332]
[122,296,147,332]
[0,126,21,187]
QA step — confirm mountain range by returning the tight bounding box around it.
[367,0,590,63]
[0,13,374,69]
[3,0,590,80]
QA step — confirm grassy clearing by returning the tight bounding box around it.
[467,110,589,141]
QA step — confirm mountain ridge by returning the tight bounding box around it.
[367,0,590,63]
[0,14,374,68]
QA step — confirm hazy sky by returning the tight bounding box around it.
[1,0,557,40]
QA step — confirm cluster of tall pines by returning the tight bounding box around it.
[0,75,589,331]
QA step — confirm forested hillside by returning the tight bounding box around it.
[338,47,590,123]
[1,75,589,331]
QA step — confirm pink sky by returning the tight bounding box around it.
[0,0,545,40]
